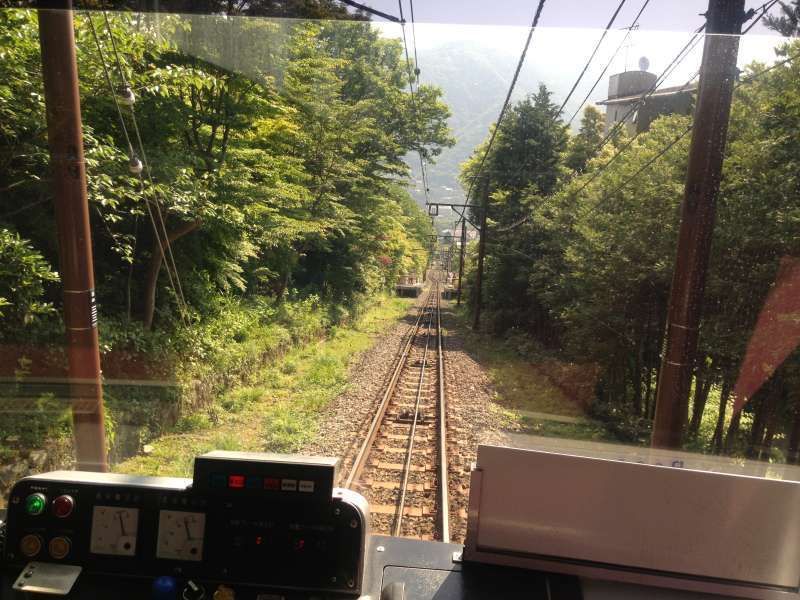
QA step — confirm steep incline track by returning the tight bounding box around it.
[344,276,449,541]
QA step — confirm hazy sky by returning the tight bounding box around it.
[359,0,779,35]
[358,1,790,205]
[367,1,786,118]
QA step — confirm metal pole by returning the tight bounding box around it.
[39,4,109,471]
[472,182,489,330]
[456,220,466,306]
[651,0,744,449]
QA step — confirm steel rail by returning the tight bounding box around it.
[393,282,437,536]
[436,284,450,543]
[344,287,434,489]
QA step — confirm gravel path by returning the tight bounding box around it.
[438,301,517,543]
[301,294,425,471]
[303,292,515,544]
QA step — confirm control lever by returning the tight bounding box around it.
[182,580,206,600]
[381,581,406,600]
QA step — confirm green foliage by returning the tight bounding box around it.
[564,105,604,175]
[0,10,450,467]
[765,0,800,36]
[0,228,59,331]
[1,10,449,337]
[459,42,800,459]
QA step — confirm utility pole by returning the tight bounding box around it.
[472,181,489,330]
[39,3,109,471]
[651,0,745,449]
[456,219,466,306]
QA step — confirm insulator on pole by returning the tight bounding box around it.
[128,155,143,174]
[117,85,135,106]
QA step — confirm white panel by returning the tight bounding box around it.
[472,445,800,589]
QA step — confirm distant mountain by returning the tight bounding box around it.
[405,40,559,213]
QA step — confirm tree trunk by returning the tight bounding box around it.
[688,370,712,437]
[142,237,164,331]
[787,402,800,465]
[747,398,769,459]
[711,380,731,453]
[760,413,778,462]
[632,355,643,417]
[644,367,653,420]
[724,405,742,455]
[141,219,200,330]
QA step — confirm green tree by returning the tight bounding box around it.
[564,105,604,175]
[459,84,568,333]
[765,1,800,36]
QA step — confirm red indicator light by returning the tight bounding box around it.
[264,477,280,490]
[228,475,245,489]
[52,495,74,518]
[255,536,263,545]
[293,538,305,551]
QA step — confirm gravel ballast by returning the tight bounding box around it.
[302,293,513,543]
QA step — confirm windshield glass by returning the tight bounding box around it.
[2,1,800,545]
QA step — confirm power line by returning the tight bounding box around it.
[580,48,800,212]
[462,0,548,208]
[451,0,548,244]
[93,12,190,325]
[573,0,784,198]
[566,0,652,126]
[596,0,780,146]
[743,0,782,33]
[594,23,705,155]
[409,0,420,73]
[338,0,401,22]
[396,0,431,206]
[573,68,699,193]
[102,11,189,324]
[1,197,50,219]
[555,0,628,121]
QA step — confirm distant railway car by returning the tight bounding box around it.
[396,272,423,297]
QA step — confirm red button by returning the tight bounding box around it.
[264,477,280,490]
[52,495,74,518]
[228,474,245,489]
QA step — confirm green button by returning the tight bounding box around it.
[25,493,46,516]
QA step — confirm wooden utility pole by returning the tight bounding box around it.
[456,219,466,306]
[472,182,489,330]
[39,4,109,471]
[651,0,745,449]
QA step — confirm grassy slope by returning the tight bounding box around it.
[450,308,616,443]
[115,296,414,477]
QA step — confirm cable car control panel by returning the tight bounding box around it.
[0,450,585,600]
[4,447,781,600]
[0,452,370,598]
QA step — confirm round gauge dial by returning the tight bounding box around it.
[156,510,206,561]
[90,506,139,556]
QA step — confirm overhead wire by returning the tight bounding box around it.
[566,0,652,126]
[337,0,401,22]
[450,0,548,252]
[742,0,781,33]
[572,0,784,199]
[572,67,699,194]
[593,23,705,155]
[102,11,190,323]
[554,0,628,121]
[580,47,800,215]
[397,0,431,206]
[93,12,190,325]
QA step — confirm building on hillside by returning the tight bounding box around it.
[597,57,696,134]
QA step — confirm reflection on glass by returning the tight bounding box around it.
[0,5,799,547]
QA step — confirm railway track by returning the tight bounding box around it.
[345,275,449,541]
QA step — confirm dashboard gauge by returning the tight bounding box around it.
[156,510,206,561]
[90,506,139,556]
